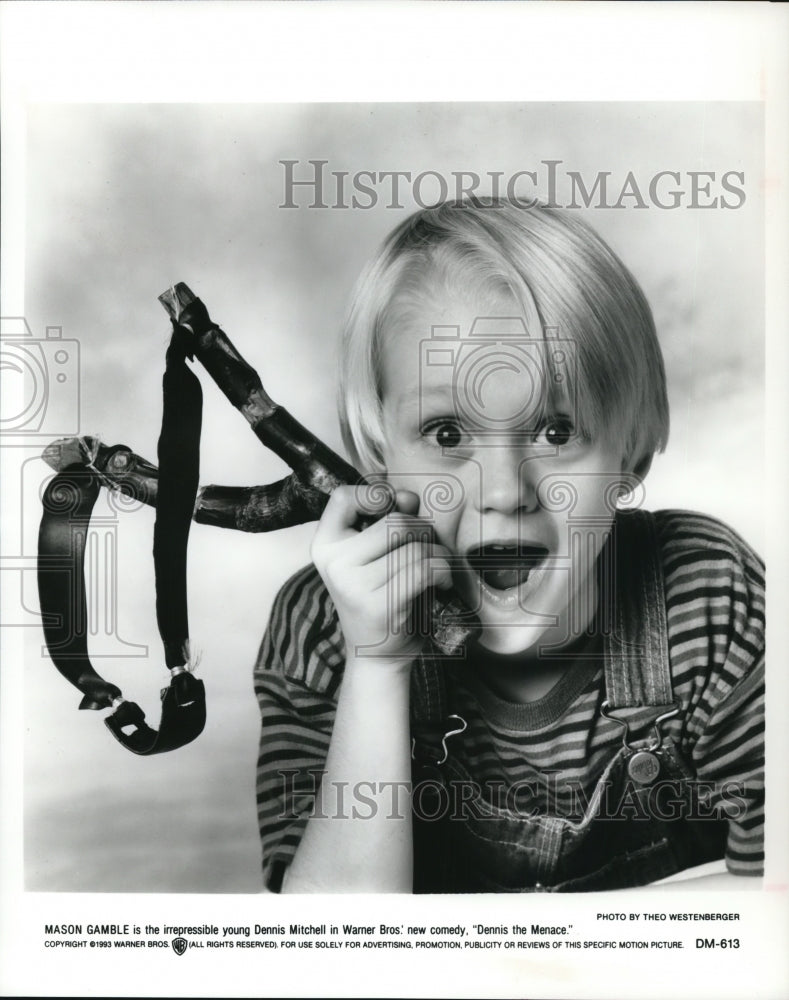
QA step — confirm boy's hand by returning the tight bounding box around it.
[311,486,453,663]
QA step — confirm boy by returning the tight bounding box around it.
[254,199,764,893]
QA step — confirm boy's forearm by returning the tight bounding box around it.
[281,655,414,893]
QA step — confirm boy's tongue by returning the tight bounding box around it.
[467,544,548,591]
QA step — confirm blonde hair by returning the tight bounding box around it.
[338,199,669,479]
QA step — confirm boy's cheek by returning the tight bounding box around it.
[539,467,628,521]
[406,505,465,560]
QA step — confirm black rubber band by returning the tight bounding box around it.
[154,326,202,668]
[37,465,207,754]
[38,469,123,710]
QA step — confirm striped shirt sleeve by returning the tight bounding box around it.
[657,511,765,876]
[253,565,344,891]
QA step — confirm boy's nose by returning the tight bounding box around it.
[474,444,538,515]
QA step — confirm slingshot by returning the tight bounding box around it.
[37,284,478,755]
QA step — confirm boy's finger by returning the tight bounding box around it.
[367,541,454,594]
[351,484,423,526]
[383,549,454,606]
[316,485,382,539]
[352,480,398,521]
[392,489,420,516]
[340,511,438,565]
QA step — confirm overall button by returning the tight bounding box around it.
[627,750,661,785]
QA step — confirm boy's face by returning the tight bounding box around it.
[379,292,626,656]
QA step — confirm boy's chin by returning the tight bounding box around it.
[475,626,548,657]
[456,569,577,654]
[457,568,601,657]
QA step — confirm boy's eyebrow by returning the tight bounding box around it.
[395,385,456,407]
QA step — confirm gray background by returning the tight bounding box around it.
[21,103,763,892]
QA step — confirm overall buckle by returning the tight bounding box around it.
[601,700,680,785]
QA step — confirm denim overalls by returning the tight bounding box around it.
[409,510,728,893]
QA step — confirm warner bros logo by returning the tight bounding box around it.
[171,937,188,956]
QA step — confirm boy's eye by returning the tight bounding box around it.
[423,420,465,449]
[540,416,575,447]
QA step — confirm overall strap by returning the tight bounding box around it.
[411,652,448,728]
[410,650,462,766]
[603,509,674,709]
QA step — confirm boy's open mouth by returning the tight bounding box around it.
[466,543,549,591]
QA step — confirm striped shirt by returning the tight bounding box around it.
[254,510,765,890]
